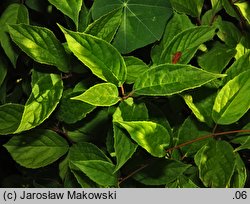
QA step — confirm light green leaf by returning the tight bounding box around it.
[0,3,29,66]
[230,153,247,188]
[133,160,191,185]
[71,170,98,188]
[60,26,127,86]
[235,1,250,24]
[8,24,70,72]
[69,142,111,163]
[133,64,225,96]
[71,160,118,187]
[3,129,69,168]
[57,89,95,124]
[92,0,173,54]
[124,56,149,84]
[48,0,83,28]
[198,42,236,73]
[194,140,236,187]
[85,8,122,42]
[71,83,120,106]
[158,26,216,64]
[151,12,194,64]
[169,0,204,17]
[177,116,212,156]
[113,125,137,172]
[0,104,24,135]
[213,70,250,125]
[14,72,63,133]
[116,121,170,157]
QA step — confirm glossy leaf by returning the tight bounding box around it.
[85,8,122,42]
[48,0,83,28]
[57,90,95,124]
[14,73,63,133]
[133,160,191,185]
[0,3,29,66]
[212,70,250,125]
[158,26,216,65]
[71,83,120,106]
[92,0,173,53]
[71,160,118,186]
[0,104,24,135]
[116,121,170,157]
[8,24,70,72]
[169,0,204,17]
[60,26,126,86]
[194,140,235,187]
[3,129,69,168]
[133,64,224,96]
[124,56,149,84]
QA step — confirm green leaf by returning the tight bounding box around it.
[169,0,204,17]
[3,129,69,168]
[71,160,118,187]
[198,42,236,73]
[133,64,225,96]
[194,140,235,187]
[230,153,247,188]
[158,26,216,64]
[115,121,170,157]
[133,160,191,185]
[92,0,173,53]
[60,26,127,86]
[71,83,120,106]
[151,12,194,64]
[0,104,24,135]
[56,89,95,124]
[0,57,7,87]
[231,123,250,151]
[235,1,250,24]
[8,24,70,72]
[177,116,212,156]
[212,70,250,125]
[85,8,122,42]
[14,72,63,133]
[48,0,83,29]
[0,3,29,66]
[69,142,111,163]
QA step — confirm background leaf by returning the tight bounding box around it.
[133,64,224,96]
[8,24,70,72]
[71,83,120,106]
[4,129,69,168]
[212,70,250,125]
[92,0,173,53]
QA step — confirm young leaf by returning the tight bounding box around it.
[169,0,204,17]
[92,0,173,53]
[71,83,120,106]
[14,73,63,133]
[133,160,191,185]
[212,70,250,125]
[133,64,225,96]
[158,26,216,65]
[71,160,118,187]
[0,3,29,66]
[194,140,236,187]
[115,121,170,157]
[48,0,83,28]
[0,104,24,135]
[60,26,127,86]
[8,24,70,72]
[3,129,69,168]
[85,8,122,42]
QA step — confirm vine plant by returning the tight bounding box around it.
[0,0,250,188]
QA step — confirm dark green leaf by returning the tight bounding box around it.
[3,129,69,168]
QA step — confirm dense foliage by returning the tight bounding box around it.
[0,0,250,187]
